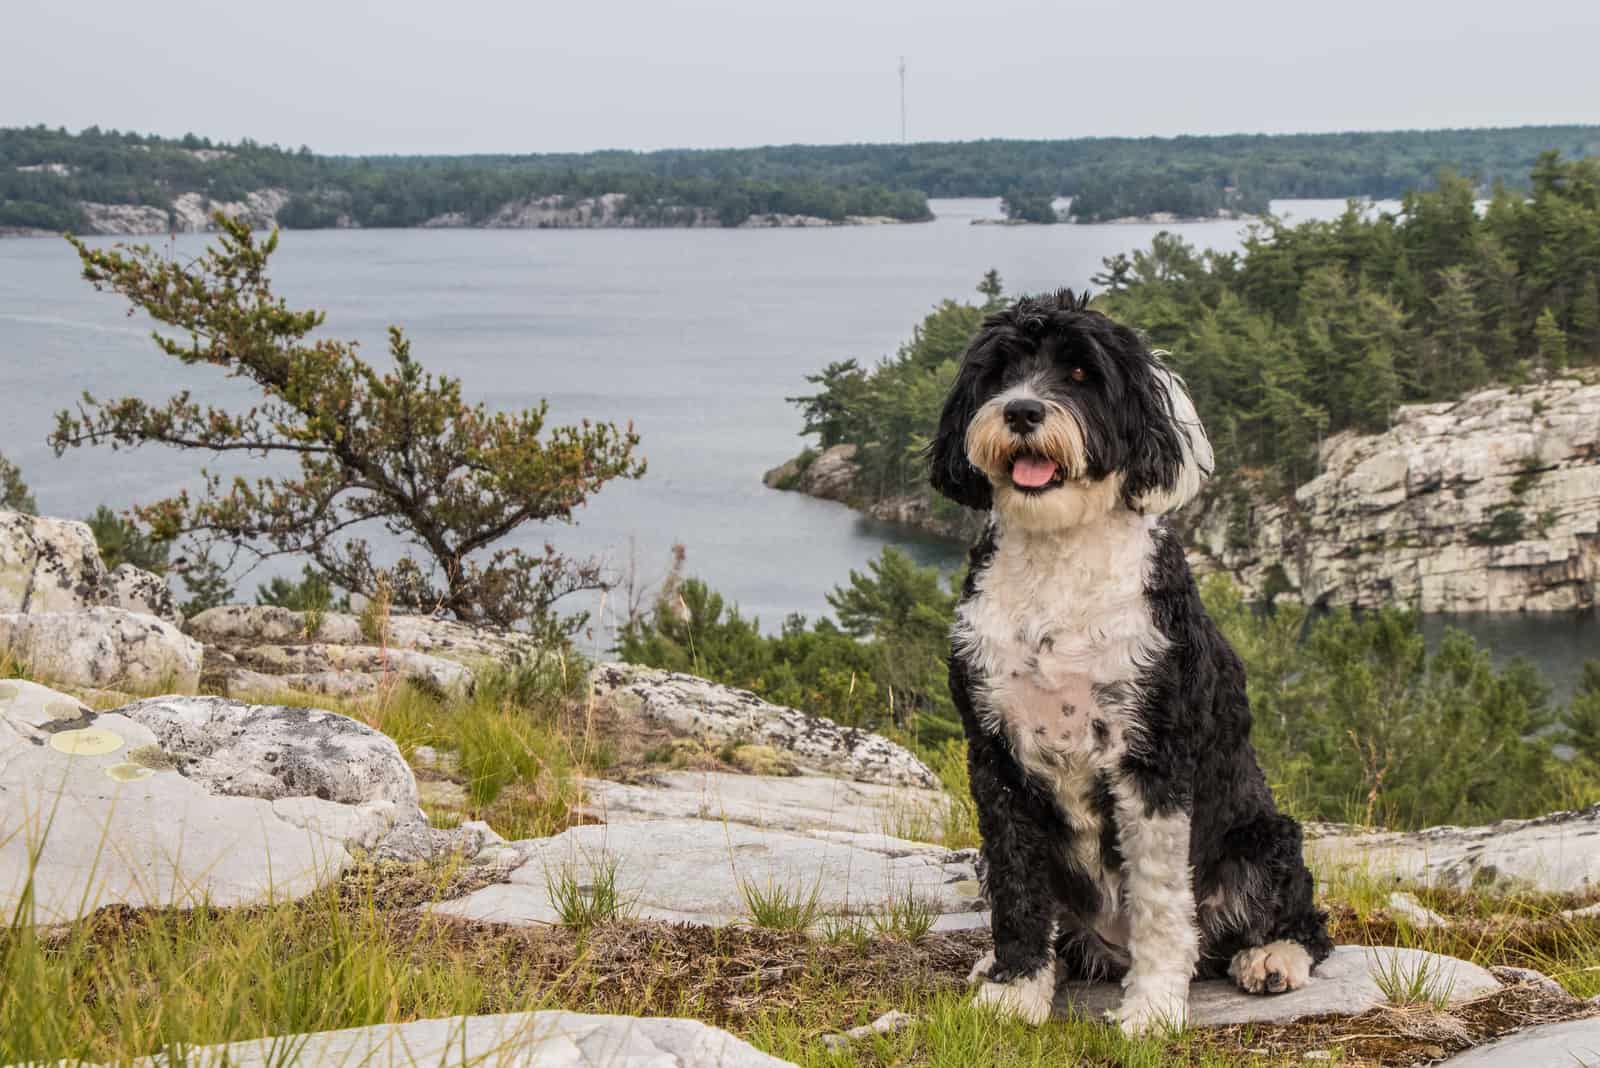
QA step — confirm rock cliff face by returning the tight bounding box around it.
[1191,376,1600,613]
[78,188,291,235]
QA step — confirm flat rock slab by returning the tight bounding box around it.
[1442,1017,1600,1067]
[582,770,950,837]
[0,684,441,923]
[1307,806,1600,893]
[1054,946,1501,1026]
[110,1012,793,1067]
[433,817,982,928]
[590,662,937,788]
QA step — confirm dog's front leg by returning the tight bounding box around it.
[965,730,1059,1025]
[1111,773,1199,1036]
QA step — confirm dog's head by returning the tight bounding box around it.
[928,289,1212,531]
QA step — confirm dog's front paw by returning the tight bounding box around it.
[1229,940,1313,995]
[969,954,1055,1026]
[1110,982,1188,1036]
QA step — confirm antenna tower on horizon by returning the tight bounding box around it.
[898,56,907,143]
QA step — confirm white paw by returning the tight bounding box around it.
[969,955,1055,1026]
[967,950,996,984]
[1112,982,1188,1036]
[1229,940,1313,995]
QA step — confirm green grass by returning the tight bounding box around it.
[871,888,937,943]
[741,876,824,932]
[1368,948,1457,1008]
[544,853,634,933]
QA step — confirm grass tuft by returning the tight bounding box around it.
[1368,947,1457,1008]
[741,877,824,932]
[544,853,634,933]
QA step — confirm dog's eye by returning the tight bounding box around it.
[1069,366,1088,383]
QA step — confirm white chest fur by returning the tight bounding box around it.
[954,512,1168,823]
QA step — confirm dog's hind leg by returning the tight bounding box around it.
[1199,813,1334,996]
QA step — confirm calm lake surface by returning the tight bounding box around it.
[1,198,1592,693]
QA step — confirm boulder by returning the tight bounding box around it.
[0,607,202,692]
[1306,806,1600,894]
[0,510,177,622]
[589,662,938,788]
[1055,946,1500,1026]
[107,563,180,624]
[105,1012,794,1068]
[1442,1018,1600,1067]
[432,816,983,930]
[1191,377,1600,612]
[1,510,108,614]
[0,687,463,923]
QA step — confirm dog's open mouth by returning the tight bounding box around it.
[1010,453,1065,493]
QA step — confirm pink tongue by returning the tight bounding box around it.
[1011,456,1058,488]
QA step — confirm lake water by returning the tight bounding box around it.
[1,198,1593,694]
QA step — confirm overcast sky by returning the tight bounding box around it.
[5,0,1597,155]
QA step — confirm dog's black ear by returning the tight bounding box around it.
[927,336,996,512]
[1119,343,1213,514]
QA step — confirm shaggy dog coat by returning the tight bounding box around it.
[928,291,1332,1033]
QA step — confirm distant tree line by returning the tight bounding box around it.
[0,126,929,231]
[4,122,1598,231]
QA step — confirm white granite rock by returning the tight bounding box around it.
[106,562,180,624]
[186,605,544,667]
[1442,1018,1600,1067]
[0,607,202,692]
[432,817,982,929]
[0,510,109,614]
[109,1011,794,1067]
[1191,377,1600,612]
[582,770,950,837]
[0,687,457,923]
[1306,806,1600,894]
[1054,945,1500,1026]
[590,663,937,789]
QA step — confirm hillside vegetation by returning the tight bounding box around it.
[783,153,1600,520]
[4,123,1597,231]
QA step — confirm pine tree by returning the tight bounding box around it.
[1534,307,1570,371]
[0,450,35,514]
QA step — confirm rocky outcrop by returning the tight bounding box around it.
[1192,376,1600,612]
[188,604,544,697]
[432,815,983,930]
[1305,805,1600,894]
[582,769,949,836]
[0,684,488,923]
[77,188,290,235]
[0,607,202,691]
[762,445,974,539]
[117,1012,796,1068]
[590,662,938,788]
[0,510,177,622]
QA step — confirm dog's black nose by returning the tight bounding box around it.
[1003,398,1046,434]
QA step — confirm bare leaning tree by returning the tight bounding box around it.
[52,217,645,641]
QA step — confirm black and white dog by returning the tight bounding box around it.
[930,290,1332,1034]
